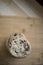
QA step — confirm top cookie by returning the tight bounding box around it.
[6,33,31,57]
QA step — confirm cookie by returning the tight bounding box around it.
[6,33,31,57]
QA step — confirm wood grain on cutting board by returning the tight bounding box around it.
[0,16,43,65]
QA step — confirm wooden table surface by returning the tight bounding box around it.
[0,16,43,65]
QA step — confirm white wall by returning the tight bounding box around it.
[0,0,43,18]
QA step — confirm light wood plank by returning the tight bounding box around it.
[0,16,43,65]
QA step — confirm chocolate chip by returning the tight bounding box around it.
[13,39,15,40]
[14,33,17,36]
[14,41,16,43]
[25,48,29,51]
[15,50,18,53]
[24,40,26,42]
[10,42,11,44]
[24,40,26,43]
[25,45,30,51]
[20,40,24,44]
[9,42,12,48]
[20,40,26,44]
